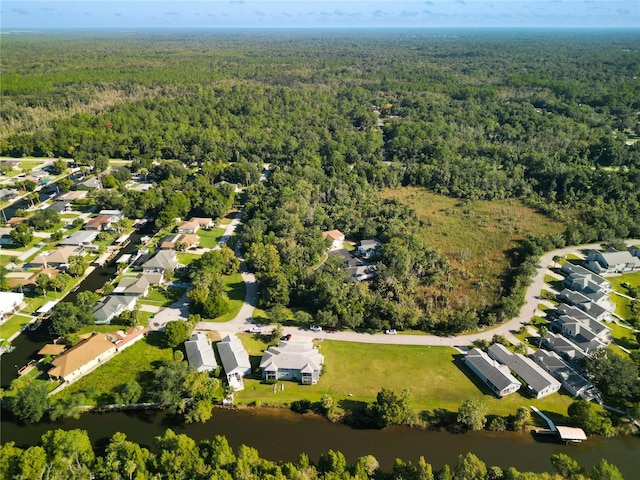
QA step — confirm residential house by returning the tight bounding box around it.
[93,295,137,324]
[322,230,345,250]
[159,233,199,250]
[0,188,19,201]
[357,239,382,259]
[48,333,116,383]
[0,227,14,246]
[177,217,214,234]
[59,230,99,248]
[630,246,640,258]
[586,249,640,274]
[30,245,83,269]
[260,340,324,384]
[351,265,378,281]
[217,334,252,391]
[530,349,596,400]
[47,201,71,214]
[561,262,611,294]
[6,216,30,228]
[113,274,151,297]
[99,209,124,218]
[557,289,613,319]
[57,190,88,202]
[0,291,25,321]
[463,348,521,397]
[2,160,21,171]
[142,250,178,274]
[185,333,218,373]
[76,177,102,190]
[487,344,561,399]
[555,304,611,340]
[541,331,589,363]
[85,214,115,231]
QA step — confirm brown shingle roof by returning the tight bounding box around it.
[48,333,115,381]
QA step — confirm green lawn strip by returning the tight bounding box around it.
[197,228,226,248]
[177,252,200,266]
[21,290,67,314]
[608,271,640,291]
[235,339,575,419]
[0,314,34,339]
[138,286,186,307]
[204,273,246,323]
[610,294,631,319]
[52,333,173,405]
[342,241,356,252]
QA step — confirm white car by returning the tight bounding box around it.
[309,325,323,332]
[385,329,397,335]
[247,326,262,333]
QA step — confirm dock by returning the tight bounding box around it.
[531,406,587,444]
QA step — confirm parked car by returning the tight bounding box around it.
[384,329,397,335]
[281,334,292,341]
[325,327,338,333]
[247,326,262,333]
[309,325,322,332]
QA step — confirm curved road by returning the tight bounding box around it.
[198,221,640,347]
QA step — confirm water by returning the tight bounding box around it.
[0,232,143,388]
[2,407,638,476]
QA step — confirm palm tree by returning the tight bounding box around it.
[538,325,548,348]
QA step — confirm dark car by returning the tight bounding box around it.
[325,327,338,333]
[281,334,292,341]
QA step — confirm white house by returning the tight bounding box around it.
[142,250,178,274]
[217,334,252,391]
[93,295,137,324]
[487,344,561,399]
[357,239,382,259]
[260,340,324,384]
[0,291,24,321]
[530,349,597,400]
[587,249,640,274]
[322,230,345,250]
[463,348,521,397]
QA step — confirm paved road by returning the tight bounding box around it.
[200,239,640,347]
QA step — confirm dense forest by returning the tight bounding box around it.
[1,30,639,332]
[0,428,625,480]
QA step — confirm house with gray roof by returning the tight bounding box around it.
[587,249,640,274]
[487,344,561,399]
[542,331,588,363]
[184,333,217,373]
[561,262,611,294]
[557,289,612,320]
[76,177,102,190]
[357,239,382,259]
[59,230,99,248]
[463,348,521,397]
[260,340,324,384]
[113,274,150,297]
[142,250,178,274]
[555,304,611,342]
[217,334,251,391]
[530,349,596,400]
[93,295,137,324]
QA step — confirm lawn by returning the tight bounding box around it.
[381,187,566,314]
[138,286,186,307]
[608,272,640,319]
[53,332,173,405]
[198,228,226,248]
[0,314,34,340]
[235,339,576,419]
[176,252,200,266]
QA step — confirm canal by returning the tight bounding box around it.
[2,407,639,476]
[0,231,143,389]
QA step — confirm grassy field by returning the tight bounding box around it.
[381,187,566,313]
[138,286,186,308]
[235,338,575,421]
[198,228,226,248]
[608,272,640,319]
[0,314,33,340]
[176,252,200,266]
[53,332,173,405]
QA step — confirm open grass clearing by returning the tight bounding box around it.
[381,187,566,313]
[138,286,186,307]
[236,338,575,419]
[52,332,173,405]
[204,272,246,322]
[176,252,200,266]
[0,314,34,340]
[197,227,225,248]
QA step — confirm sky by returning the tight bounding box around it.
[1,1,639,30]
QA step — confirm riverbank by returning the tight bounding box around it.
[2,405,638,477]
